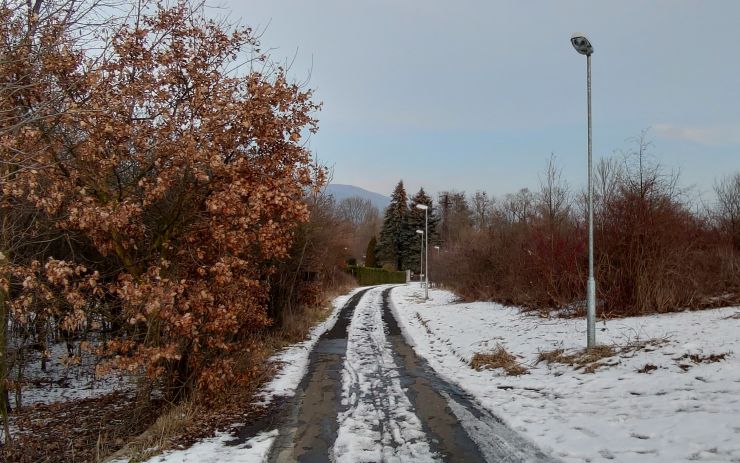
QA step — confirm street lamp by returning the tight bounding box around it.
[571,32,596,349]
[416,229,424,288]
[415,204,429,300]
[434,245,440,256]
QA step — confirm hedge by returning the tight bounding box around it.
[347,266,407,286]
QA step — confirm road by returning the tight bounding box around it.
[268,286,558,463]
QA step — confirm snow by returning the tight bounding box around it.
[137,430,278,463]
[12,341,131,408]
[334,286,439,462]
[390,284,740,463]
[256,287,364,404]
[130,288,364,463]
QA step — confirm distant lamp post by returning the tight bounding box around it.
[415,204,429,300]
[571,32,596,349]
[434,245,440,256]
[416,229,424,288]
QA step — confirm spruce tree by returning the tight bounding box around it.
[377,181,411,270]
[405,188,439,271]
[365,236,378,267]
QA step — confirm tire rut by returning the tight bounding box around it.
[267,286,559,462]
[268,288,370,463]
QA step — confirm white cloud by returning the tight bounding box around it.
[653,123,740,146]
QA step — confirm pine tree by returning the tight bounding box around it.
[406,188,439,271]
[377,181,411,270]
[365,236,378,267]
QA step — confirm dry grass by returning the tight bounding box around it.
[471,344,528,376]
[536,345,616,373]
[415,312,432,334]
[675,352,729,364]
[537,338,678,374]
[118,399,202,462]
[637,363,658,374]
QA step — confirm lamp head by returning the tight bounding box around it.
[416,229,424,234]
[570,33,593,56]
[415,204,428,210]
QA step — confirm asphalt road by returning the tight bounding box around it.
[268,286,558,463]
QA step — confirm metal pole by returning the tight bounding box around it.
[424,208,429,300]
[420,233,424,288]
[586,53,596,349]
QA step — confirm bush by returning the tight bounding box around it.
[348,266,406,286]
[432,150,740,316]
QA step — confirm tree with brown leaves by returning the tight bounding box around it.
[1,0,323,408]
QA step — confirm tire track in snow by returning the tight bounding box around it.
[333,287,440,462]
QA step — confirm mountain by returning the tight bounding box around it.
[325,184,390,211]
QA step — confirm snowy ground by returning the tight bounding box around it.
[10,341,131,408]
[390,285,740,463]
[132,287,364,463]
[334,287,438,462]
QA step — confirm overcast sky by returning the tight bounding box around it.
[215,0,739,201]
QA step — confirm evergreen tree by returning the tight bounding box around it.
[406,188,439,271]
[365,236,378,267]
[377,181,411,270]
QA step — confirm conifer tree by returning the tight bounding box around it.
[365,236,378,267]
[377,181,411,270]
[406,188,439,270]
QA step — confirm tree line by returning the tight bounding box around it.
[429,140,740,317]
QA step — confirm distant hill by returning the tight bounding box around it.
[326,184,390,211]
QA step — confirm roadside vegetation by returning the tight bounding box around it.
[429,138,740,317]
[0,1,369,461]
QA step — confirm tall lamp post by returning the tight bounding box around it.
[415,204,429,300]
[415,229,424,288]
[571,33,596,349]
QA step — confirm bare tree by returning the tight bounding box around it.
[437,191,471,244]
[511,188,534,224]
[715,172,740,250]
[337,196,376,226]
[537,154,570,226]
[470,190,493,230]
[594,156,622,215]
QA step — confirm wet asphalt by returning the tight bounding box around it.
[266,286,559,463]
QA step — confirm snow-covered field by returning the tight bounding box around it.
[390,285,740,463]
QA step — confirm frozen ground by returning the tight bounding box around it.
[390,285,740,463]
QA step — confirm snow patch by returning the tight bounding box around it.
[390,284,740,463]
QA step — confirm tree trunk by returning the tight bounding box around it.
[0,252,11,445]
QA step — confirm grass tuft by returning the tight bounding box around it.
[536,344,616,373]
[471,344,528,376]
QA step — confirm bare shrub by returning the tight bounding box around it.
[434,136,740,316]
